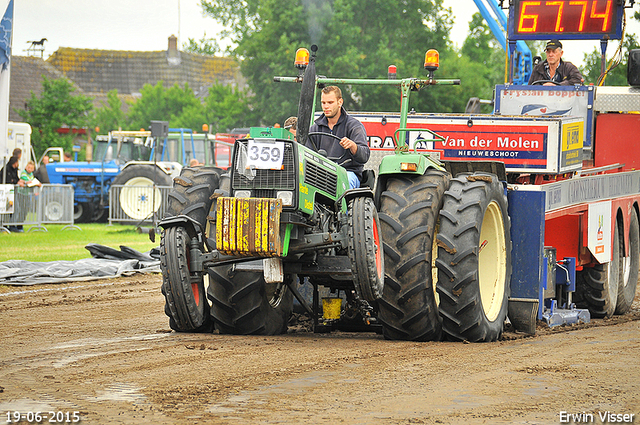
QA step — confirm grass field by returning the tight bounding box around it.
[0,224,160,262]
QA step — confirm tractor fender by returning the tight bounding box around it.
[158,214,203,242]
[336,187,374,211]
[374,167,443,209]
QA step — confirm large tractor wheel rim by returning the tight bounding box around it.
[622,255,632,289]
[46,201,64,221]
[607,222,620,305]
[432,222,440,306]
[478,201,507,322]
[119,176,162,220]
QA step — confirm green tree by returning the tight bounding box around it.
[204,83,252,133]
[18,76,93,156]
[183,33,220,55]
[201,0,455,123]
[580,33,639,85]
[126,81,205,130]
[94,89,126,133]
[462,13,500,65]
[455,12,507,110]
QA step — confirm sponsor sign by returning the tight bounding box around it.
[0,184,14,214]
[495,85,594,147]
[588,201,612,264]
[357,113,583,174]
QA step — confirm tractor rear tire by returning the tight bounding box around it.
[160,166,221,332]
[161,226,213,332]
[166,166,222,226]
[348,196,384,303]
[616,211,639,314]
[576,220,621,318]
[377,170,450,341]
[112,164,173,221]
[207,265,294,335]
[436,173,511,342]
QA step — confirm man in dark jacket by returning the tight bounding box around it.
[1,156,25,186]
[528,40,583,86]
[34,155,50,184]
[307,86,370,189]
[1,156,26,232]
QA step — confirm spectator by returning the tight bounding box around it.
[12,148,22,161]
[20,161,42,187]
[0,156,25,232]
[0,156,25,186]
[284,116,297,141]
[64,152,72,162]
[34,156,50,184]
[189,158,201,167]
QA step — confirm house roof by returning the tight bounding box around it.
[9,37,243,124]
[9,55,80,122]
[45,45,241,97]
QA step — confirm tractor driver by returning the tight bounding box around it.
[528,40,583,86]
[307,86,370,189]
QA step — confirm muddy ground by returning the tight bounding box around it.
[0,273,639,424]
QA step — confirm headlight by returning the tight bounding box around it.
[276,191,294,206]
[234,190,251,198]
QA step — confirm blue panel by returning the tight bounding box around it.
[494,84,595,148]
[508,190,545,299]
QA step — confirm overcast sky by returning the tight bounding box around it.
[8,0,640,67]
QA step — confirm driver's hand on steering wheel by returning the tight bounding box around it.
[339,137,358,155]
[543,82,556,86]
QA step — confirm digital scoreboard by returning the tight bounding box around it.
[509,0,625,40]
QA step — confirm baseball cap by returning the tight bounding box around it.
[546,40,562,50]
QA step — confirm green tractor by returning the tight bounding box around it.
[159,45,484,341]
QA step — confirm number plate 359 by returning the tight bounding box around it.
[246,139,285,170]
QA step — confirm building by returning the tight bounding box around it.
[9,35,243,122]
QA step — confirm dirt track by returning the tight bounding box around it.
[1,273,639,424]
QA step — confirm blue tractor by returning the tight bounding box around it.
[43,130,179,222]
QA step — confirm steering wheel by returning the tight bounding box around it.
[531,80,560,86]
[307,131,351,166]
[308,131,342,142]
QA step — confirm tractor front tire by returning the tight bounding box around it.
[616,211,639,314]
[348,196,384,303]
[160,166,221,332]
[377,170,450,341]
[161,226,212,332]
[208,265,294,335]
[73,202,94,223]
[576,220,621,318]
[436,173,511,342]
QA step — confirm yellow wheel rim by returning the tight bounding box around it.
[478,201,507,322]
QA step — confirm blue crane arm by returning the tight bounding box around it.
[471,0,533,84]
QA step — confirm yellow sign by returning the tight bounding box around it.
[562,122,583,152]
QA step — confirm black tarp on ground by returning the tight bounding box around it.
[0,244,160,285]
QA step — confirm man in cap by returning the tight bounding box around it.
[528,40,583,86]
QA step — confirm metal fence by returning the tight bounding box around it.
[109,184,172,225]
[0,184,75,232]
